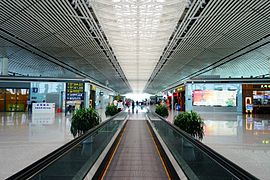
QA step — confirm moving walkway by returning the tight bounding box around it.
[8,111,258,180]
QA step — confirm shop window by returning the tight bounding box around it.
[253,91,270,105]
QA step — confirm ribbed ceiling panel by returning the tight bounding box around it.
[203,43,270,78]
[92,0,187,93]
[145,0,270,94]
[0,0,130,93]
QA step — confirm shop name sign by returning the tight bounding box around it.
[176,86,185,92]
[260,84,270,88]
[253,84,270,89]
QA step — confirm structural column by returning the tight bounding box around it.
[1,57,8,75]
[268,57,270,76]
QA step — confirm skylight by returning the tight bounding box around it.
[92,0,187,93]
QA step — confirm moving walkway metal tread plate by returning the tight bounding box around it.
[104,120,168,179]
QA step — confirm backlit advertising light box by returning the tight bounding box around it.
[193,90,237,106]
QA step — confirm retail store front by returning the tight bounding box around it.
[243,84,270,114]
[0,88,29,112]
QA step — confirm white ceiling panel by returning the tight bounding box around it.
[92,0,187,93]
[0,0,131,93]
[145,0,270,93]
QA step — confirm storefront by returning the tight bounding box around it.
[243,84,270,114]
[0,88,29,112]
[0,82,30,112]
[90,85,96,108]
[173,85,185,111]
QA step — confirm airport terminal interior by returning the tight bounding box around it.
[0,0,270,179]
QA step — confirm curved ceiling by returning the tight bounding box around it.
[0,0,270,95]
[91,0,187,93]
[202,42,270,78]
[144,0,270,94]
[0,0,131,93]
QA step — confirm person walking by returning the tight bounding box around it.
[117,100,124,112]
[132,100,135,113]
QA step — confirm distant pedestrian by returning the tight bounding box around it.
[113,99,118,106]
[117,100,124,112]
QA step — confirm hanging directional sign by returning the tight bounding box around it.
[66,82,84,101]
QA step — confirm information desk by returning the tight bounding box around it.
[32,103,55,114]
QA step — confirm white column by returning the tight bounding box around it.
[84,83,90,108]
[268,57,270,76]
[1,57,8,75]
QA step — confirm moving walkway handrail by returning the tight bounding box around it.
[148,111,258,180]
[7,112,126,180]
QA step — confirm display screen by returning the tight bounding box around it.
[253,91,270,105]
[193,90,237,106]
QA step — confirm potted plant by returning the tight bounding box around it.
[105,104,118,116]
[114,94,121,101]
[174,111,204,140]
[174,111,204,161]
[70,108,101,138]
[155,105,169,117]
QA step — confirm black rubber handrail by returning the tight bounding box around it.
[148,111,258,180]
[7,111,126,180]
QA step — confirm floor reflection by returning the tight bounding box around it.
[202,113,270,146]
[0,112,73,179]
[201,113,270,180]
[165,110,270,179]
[166,110,270,146]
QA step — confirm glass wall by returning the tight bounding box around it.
[31,82,65,110]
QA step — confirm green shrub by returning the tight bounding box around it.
[114,95,121,101]
[70,108,100,137]
[155,105,169,117]
[174,111,204,140]
[105,105,118,116]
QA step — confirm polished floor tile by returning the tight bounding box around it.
[0,112,74,179]
[166,110,270,180]
[2,107,269,179]
[0,108,110,179]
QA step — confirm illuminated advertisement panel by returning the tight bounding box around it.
[193,90,237,106]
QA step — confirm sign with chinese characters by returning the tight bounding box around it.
[260,84,270,89]
[253,84,270,89]
[32,103,55,114]
[176,86,185,92]
[66,82,84,101]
